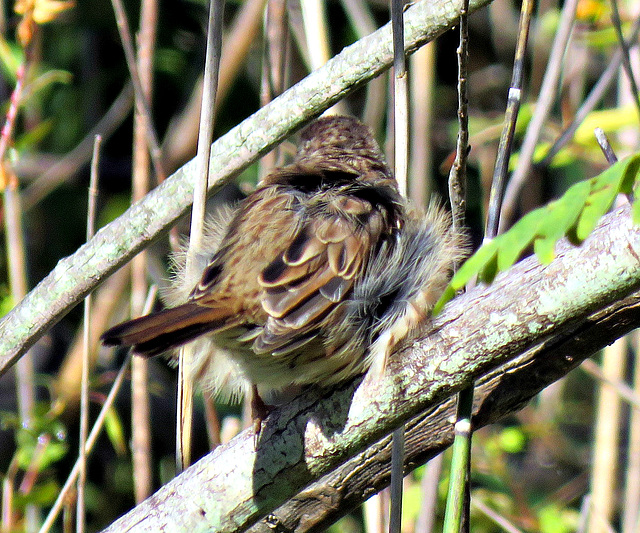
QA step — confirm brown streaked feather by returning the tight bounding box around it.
[261,266,335,318]
[254,193,390,357]
[100,301,239,357]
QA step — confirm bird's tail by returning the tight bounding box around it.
[100,303,233,357]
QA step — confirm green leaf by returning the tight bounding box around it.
[497,210,541,270]
[13,479,60,508]
[0,35,22,80]
[104,406,127,456]
[534,179,590,263]
[575,155,640,240]
[433,152,640,314]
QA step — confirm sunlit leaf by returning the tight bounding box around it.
[104,406,127,456]
[534,179,590,264]
[434,154,640,314]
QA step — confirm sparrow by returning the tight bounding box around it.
[101,115,466,408]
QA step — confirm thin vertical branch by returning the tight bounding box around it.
[409,43,436,207]
[1,58,36,431]
[110,0,165,181]
[341,0,387,131]
[623,332,640,532]
[1,56,37,531]
[443,0,470,528]
[594,128,618,165]
[1,459,18,533]
[76,135,101,533]
[299,0,346,115]
[588,339,626,533]
[3,182,34,423]
[485,0,535,240]
[130,0,159,502]
[415,454,444,533]
[444,1,534,530]
[300,0,331,73]
[177,0,225,472]
[217,0,268,110]
[499,0,579,231]
[389,0,409,530]
[447,0,469,237]
[391,0,408,198]
[443,392,473,533]
[260,0,289,173]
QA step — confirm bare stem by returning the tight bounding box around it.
[76,135,102,533]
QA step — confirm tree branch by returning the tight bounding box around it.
[101,206,640,533]
[0,0,492,377]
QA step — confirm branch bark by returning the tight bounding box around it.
[101,206,640,533]
[0,0,492,377]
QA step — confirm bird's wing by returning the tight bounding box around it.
[253,193,389,356]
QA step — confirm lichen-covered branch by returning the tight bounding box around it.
[102,207,640,533]
[247,292,640,533]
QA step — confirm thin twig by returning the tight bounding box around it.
[389,0,409,529]
[594,127,619,165]
[538,14,640,168]
[38,288,158,533]
[300,0,331,72]
[409,43,436,207]
[443,390,472,533]
[22,81,134,210]
[130,0,159,502]
[484,0,534,240]
[589,338,626,531]
[443,0,470,529]
[217,0,268,110]
[341,0,387,131]
[259,0,289,173]
[177,0,225,472]
[581,359,640,410]
[471,498,524,533]
[415,453,443,533]
[391,0,408,197]
[109,0,165,181]
[77,135,101,533]
[622,332,640,532]
[609,0,640,125]
[0,63,26,165]
[447,0,469,235]
[499,0,580,231]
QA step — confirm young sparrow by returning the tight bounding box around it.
[101,115,466,406]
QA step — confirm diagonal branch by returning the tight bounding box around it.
[101,206,640,533]
[247,291,640,533]
[0,0,492,377]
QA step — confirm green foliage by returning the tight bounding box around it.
[0,285,13,318]
[104,406,127,456]
[0,34,23,80]
[497,426,527,454]
[433,154,640,315]
[1,403,68,472]
[538,503,580,533]
[0,403,68,509]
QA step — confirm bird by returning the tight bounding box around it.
[101,115,466,414]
